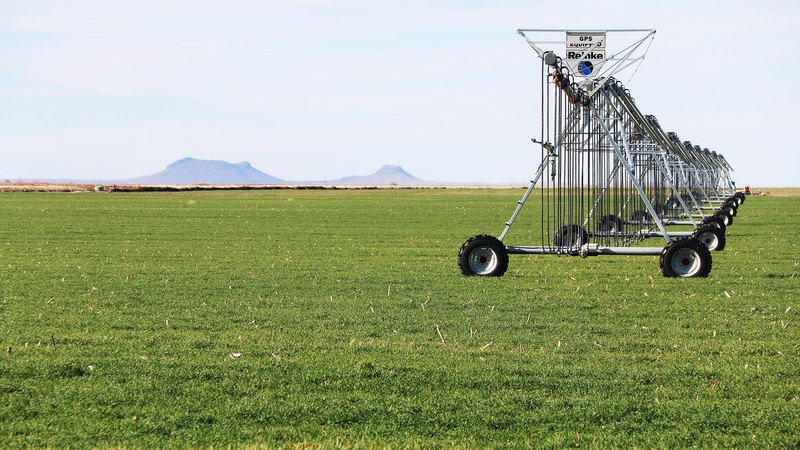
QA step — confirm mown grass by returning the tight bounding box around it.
[1,189,798,448]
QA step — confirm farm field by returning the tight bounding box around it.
[1,188,798,447]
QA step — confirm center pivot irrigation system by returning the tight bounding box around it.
[459,29,746,278]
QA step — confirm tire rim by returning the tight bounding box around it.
[468,246,498,275]
[671,248,702,277]
[697,230,719,251]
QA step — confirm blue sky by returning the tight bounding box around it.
[1,0,798,185]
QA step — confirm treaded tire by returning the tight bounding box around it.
[663,196,681,212]
[458,234,508,277]
[735,192,746,204]
[554,225,588,248]
[715,211,733,226]
[727,195,742,206]
[629,209,651,224]
[722,202,738,217]
[702,216,726,233]
[660,238,712,278]
[597,215,623,233]
[693,225,726,251]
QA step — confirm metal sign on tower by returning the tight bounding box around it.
[565,31,606,76]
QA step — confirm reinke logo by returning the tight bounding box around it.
[578,60,594,76]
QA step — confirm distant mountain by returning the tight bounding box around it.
[8,159,497,187]
[330,165,424,185]
[125,157,285,185]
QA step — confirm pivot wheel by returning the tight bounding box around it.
[458,234,508,277]
[660,238,712,278]
[663,196,681,212]
[629,210,651,224]
[554,225,588,248]
[715,211,733,226]
[693,225,726,251]
[702,216,726,232]
[597,215,623,233]
[722,202,738,217]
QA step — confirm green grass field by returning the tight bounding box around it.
[1,189,798,447]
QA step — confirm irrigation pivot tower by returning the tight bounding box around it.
[458,29,743,278]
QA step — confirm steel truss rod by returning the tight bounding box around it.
[592,91,672,243]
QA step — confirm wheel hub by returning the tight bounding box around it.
[671,247,701,277]
[468,246,498,275]
[698,231,719,251]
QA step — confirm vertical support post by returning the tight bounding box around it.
[590,99,672,244]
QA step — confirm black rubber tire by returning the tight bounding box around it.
[723,205,736,219]
[597,215,623,233]
[554,225,588,248]
[629,209,650,223]
[701,216,726,233]
[660,238,712,278]
[715,211,733,226]
[663,196,681,212]
[693,225,726,252]
[735,192,746,204]
[722,201,738,217]
[458,234,508,277]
